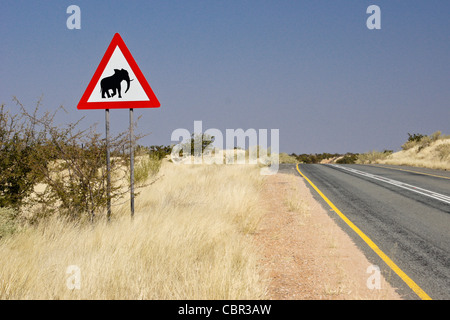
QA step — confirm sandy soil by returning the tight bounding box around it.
[256,173,402,300]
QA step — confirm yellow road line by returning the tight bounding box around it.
[369,164,450,180]
[296,164,432,300]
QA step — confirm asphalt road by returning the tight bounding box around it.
[281,163,450,300]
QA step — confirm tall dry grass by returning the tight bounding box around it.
[377,137,450,171]
[0,161,268,299]
[356,150,392,165]
[356,132,450,170]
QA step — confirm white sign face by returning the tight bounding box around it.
[87,47,150,103]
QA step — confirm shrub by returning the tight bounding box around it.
[3,98,143,222]
[401,140,416,151]
[0,207,19,239]
[36,130,124,221]
[336,153,359,164]
[417,136,432,152]
[0,103,51,208]
[356,150,392,164]
[278,153,298,164]
[148,145,173,160]
[402,133,425,151]
[292,153,342,164]
[402,132,443,152]
[135,154,161,186]
[188,133,215,157]
[408,133,425,142]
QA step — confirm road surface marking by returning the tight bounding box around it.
[329,164,450,205]
[369,164,450,180]
[296,164,432,300]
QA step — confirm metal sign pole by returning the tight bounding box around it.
[105,109,111,221]
[130,108,135,218]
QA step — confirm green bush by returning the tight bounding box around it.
[148,145,173,160]
[402,133,425,151]
[0,104,51,208]
[186,133,215,157]
[1,98,140,222]
[135,154,161,186]
[291,153,342,164]
[0,207,19,239]
[336,153,359,164]
[408,133,425,142]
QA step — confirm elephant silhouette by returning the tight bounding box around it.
[100,68,133,98]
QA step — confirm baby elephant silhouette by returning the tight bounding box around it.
[100,68,133,98]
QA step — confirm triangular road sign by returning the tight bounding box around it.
[77,33,160,109]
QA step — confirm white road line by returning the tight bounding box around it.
[328,164,450,205]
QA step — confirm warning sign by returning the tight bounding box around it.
[77,33,160,109]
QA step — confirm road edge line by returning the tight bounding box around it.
[296,164,432,300]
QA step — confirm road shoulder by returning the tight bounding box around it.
[255,172,402,300]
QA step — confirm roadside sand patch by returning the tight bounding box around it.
[256,173,401,300]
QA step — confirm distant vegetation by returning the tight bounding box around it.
[335,153,359,164]
[290,152,340,164]
[289,152,359,164]
[278,153,298,164]
[355,150,393,164]
[357,131,450,170]
[401,131,449,152]
[289,131,449,169]
[147,144,173,160]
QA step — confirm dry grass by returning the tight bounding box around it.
[356,150,392,165]
[278,153,298,164]
[377,138,450,171]
[0,161,268,299]
[356,132,450,171]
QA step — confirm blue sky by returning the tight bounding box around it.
[1,1,449,154]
